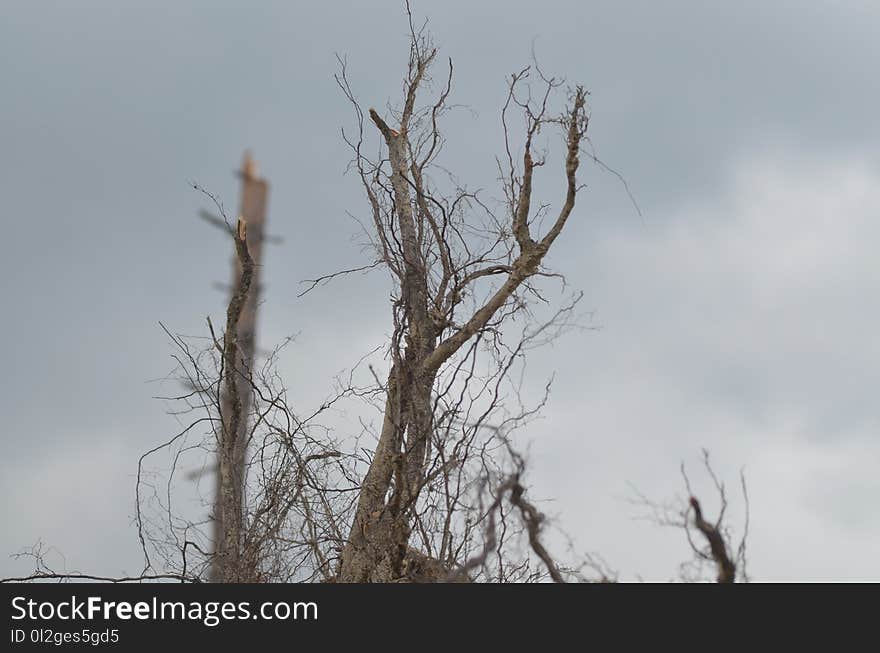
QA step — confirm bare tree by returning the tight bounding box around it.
[328,9,590,582]
[630,450,750,583]
[207,154,270,582]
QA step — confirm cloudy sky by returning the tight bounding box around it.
[2,0,879,581]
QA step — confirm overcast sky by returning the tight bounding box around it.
[2,0,879,581]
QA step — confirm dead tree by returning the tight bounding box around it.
[333,17,590,582]
[210,154,269,582]
[131,169,352,583]
[629,450,750,583]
